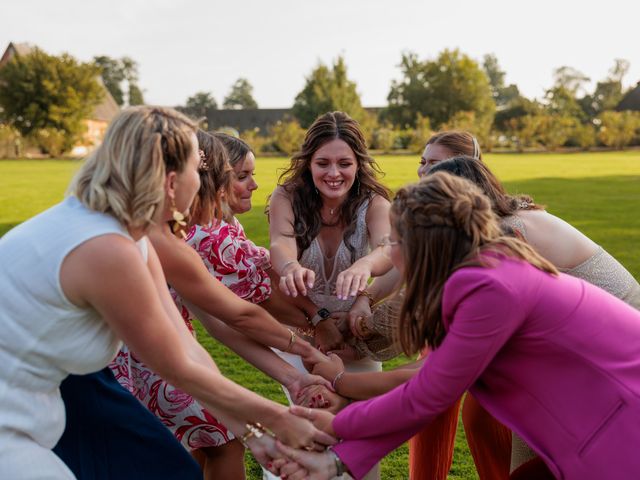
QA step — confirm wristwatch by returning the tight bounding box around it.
[310,307,331,327]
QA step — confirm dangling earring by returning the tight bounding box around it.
[170,197,187,239]
[315,186,319,195]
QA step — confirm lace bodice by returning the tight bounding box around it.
[299,198,370,312]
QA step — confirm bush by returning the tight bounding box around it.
[0,124,22,158]
[597,111,640,149]
[30,128,68,156]
[240,128,271,154]
[269,119,305,156]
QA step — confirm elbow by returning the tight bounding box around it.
[230,304,263,332]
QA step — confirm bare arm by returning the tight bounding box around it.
[148,226,323,364]
[311,354,423,400]
[60,234,333,449]
[188,303,331,399]
[269,187,316,297]
[335,195,393,299]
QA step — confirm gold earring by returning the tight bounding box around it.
[170,197,187,239]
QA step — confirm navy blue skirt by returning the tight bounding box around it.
[53,367,202,480]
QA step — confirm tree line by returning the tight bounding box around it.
[0,47,639,156]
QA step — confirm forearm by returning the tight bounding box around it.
[367,268,402,302]
[192,306,305,386]
[362,248,394,278]
[170,342,286,436]
[335,369,417,400]
[270,241,300,276]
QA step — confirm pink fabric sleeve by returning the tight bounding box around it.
[332,268,526,479]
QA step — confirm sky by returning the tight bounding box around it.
[3,0,640,108]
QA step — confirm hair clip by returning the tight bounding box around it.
[198,149,209,171]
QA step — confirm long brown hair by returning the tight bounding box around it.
[426,130,482,160]
[429,156,543,217]
[392,172,557,354]
[274,111,391,261]
[189,130,234,226]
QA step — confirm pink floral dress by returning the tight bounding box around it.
[109,218,271,450]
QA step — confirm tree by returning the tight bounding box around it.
[93,55,144,106]
[483,54,521,108]
[552,66,590,96]
[292,56,365,128]
[183,91,218,120]
[0,48,103,154]
[387,49,495,129]
[223,78,258,109]
[579,59,630,117]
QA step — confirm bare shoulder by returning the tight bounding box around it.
[366,194,391,219]
[61,234,146,307]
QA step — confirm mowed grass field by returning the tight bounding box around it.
[2,151,640,479]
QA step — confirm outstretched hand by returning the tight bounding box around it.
[266,406,336,452]
[288,404,336,438]
[279,262,315,297]
[273,441,339,480]
[296,384,350,413]
[311,352,345,383]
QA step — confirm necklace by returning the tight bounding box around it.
[329,208,335,215]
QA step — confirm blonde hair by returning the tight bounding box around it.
[70,106,196,230]
[392,172,557,354]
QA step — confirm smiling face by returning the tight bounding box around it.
[418,143,455,178]
[309,138,358,203]
[230,151,258,214]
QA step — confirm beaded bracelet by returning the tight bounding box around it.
[356,290,375,307]
[238,421,274,447]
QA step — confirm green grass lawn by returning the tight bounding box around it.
[2,151,640,479]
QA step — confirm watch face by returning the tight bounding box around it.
[317,308,331,319]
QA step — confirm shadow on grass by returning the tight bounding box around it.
[0,223,20,237]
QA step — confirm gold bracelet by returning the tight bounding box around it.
[238,421,274,447]
[284,330,297,353]
[356,290,375,307]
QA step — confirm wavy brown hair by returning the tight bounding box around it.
[189,130,234,225]
[274,111,391,261]
[429,156,544,217]
[392,172,557,355]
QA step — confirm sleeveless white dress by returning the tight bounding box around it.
[0,197,141,479]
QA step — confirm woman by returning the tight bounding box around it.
[430,155,640,475]
[268,111,394,479]
[108,130,332,480]
[0,106,333,479]
[275,172,640,480]
[343,130,500,480]
[268,111,393,350]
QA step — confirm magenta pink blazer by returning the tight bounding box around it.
[332,255,640,479]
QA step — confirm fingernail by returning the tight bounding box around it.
[267,463,272,469]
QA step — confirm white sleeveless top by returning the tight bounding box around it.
[0,196,144,450]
